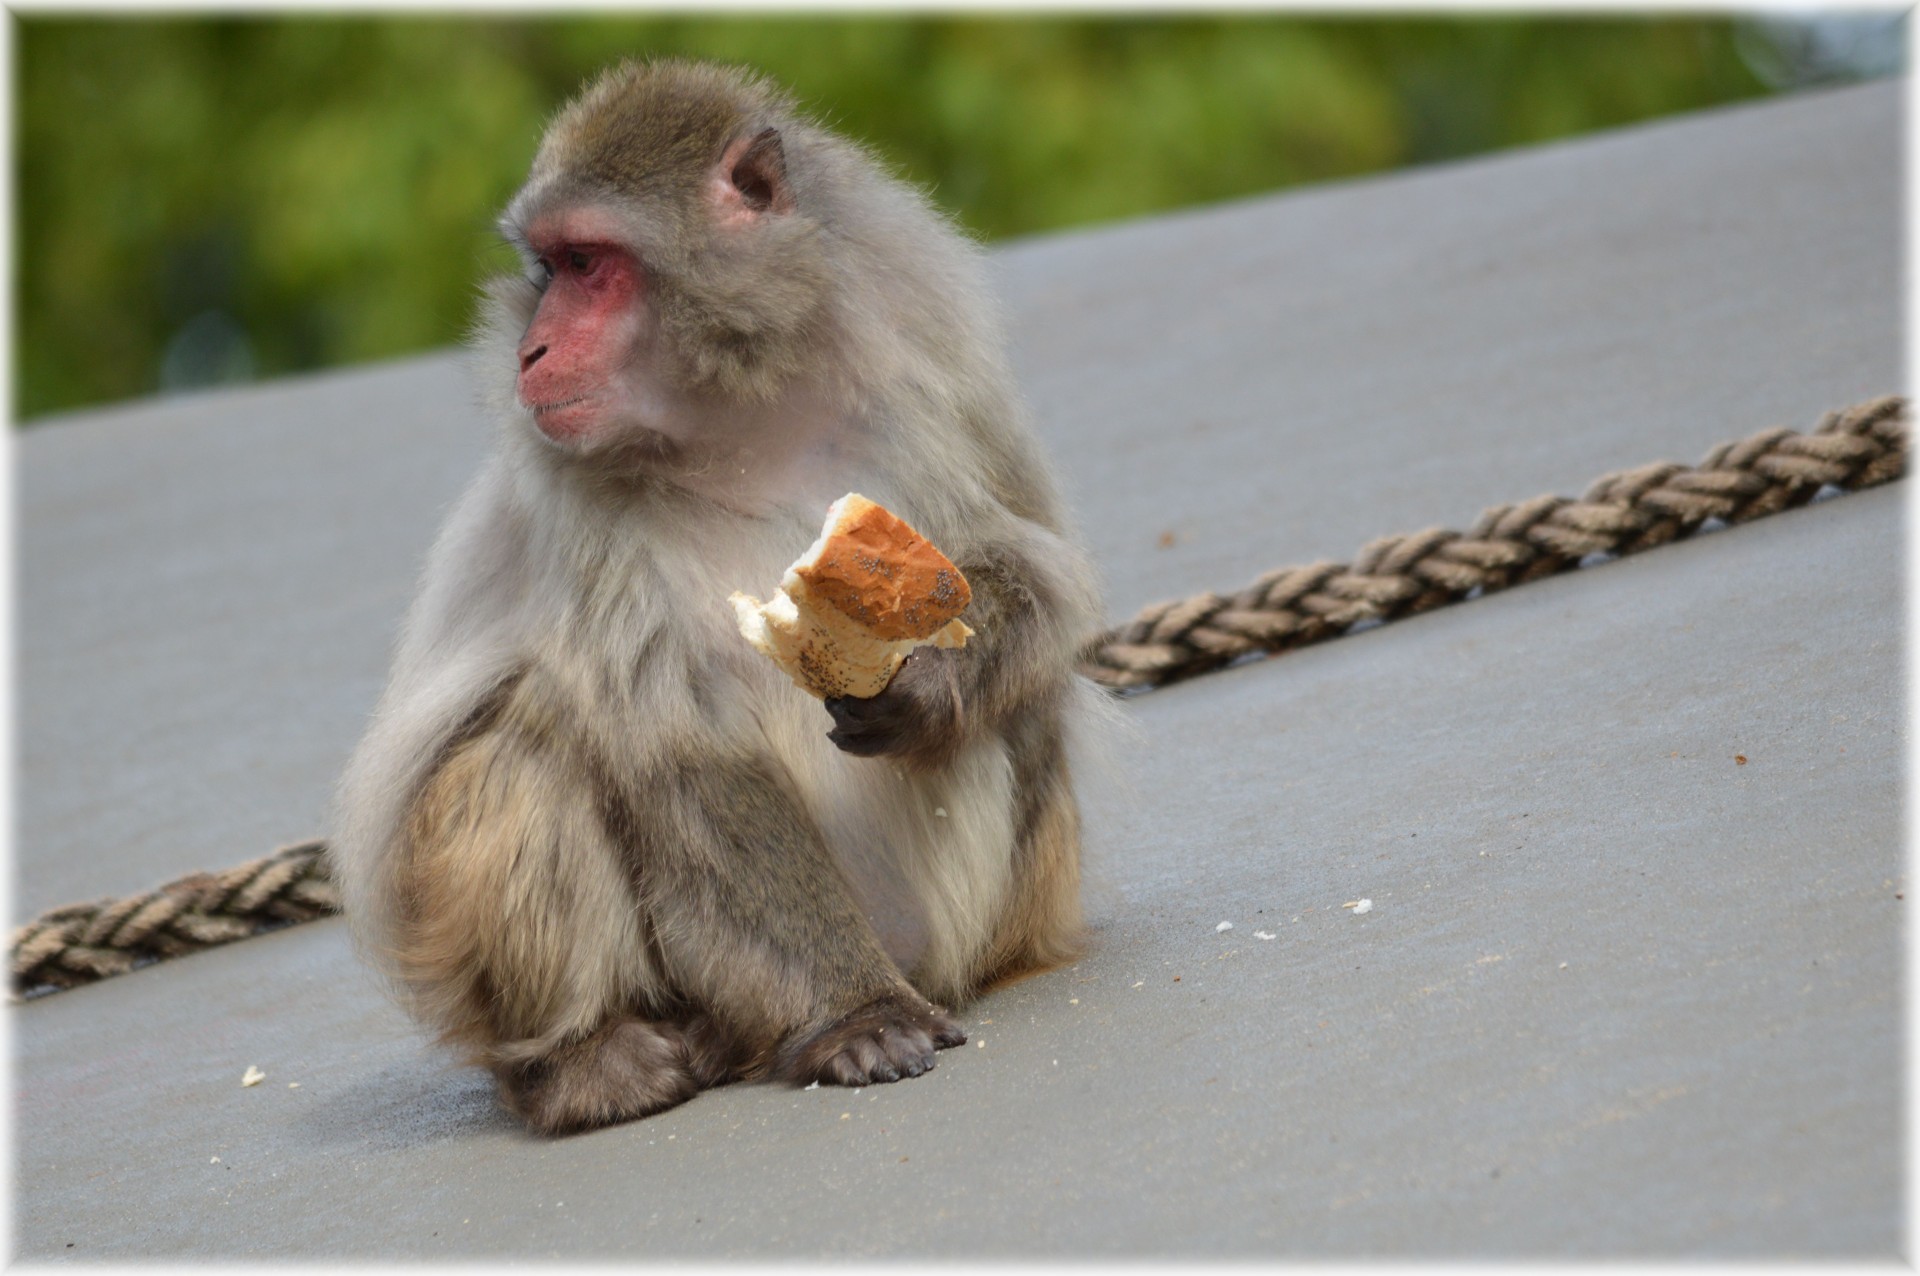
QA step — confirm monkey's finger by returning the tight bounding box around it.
[825,723,894,756]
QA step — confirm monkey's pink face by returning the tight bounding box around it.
[515,219,648,445]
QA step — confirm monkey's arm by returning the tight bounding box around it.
[627,751,967,1084]
[824,528,1092,767]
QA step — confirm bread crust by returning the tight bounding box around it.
[731,493,974,699]
[794,495,972,641]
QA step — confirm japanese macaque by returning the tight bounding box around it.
[329,59,1103,1134]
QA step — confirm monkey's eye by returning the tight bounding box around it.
[534,257,555,283]
[567,250,593,274]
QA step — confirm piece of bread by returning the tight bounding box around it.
[731,493,974,699]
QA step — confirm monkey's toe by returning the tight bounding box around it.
[819,1031,918,1086]
[929,1015,968,1050]
[854,1037,902,1084]
[893,1028,948,1078]
[784,993,962,1086]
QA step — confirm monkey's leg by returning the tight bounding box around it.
[397,712,724,1131]
[978,717,1085,990]
[619,752,969,1087]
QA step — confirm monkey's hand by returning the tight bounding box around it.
[783,992,968,1087]
[822,646,964,767]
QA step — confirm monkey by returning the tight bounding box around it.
[329,58,1104,1135]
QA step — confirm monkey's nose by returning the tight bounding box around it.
[519,343,548,373]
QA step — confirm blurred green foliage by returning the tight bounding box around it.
[17,15,1787,421]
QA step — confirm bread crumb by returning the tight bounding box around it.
[933,807,948,818]
[1354,899,1373,915]
[1215,920,1234,933]
[1735,755,1748,765]
[240,1066,265,1088]
[1254,931,1276,940]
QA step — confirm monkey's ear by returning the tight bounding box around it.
[723,128,796,218]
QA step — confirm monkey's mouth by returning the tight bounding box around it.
[526,395,601,443]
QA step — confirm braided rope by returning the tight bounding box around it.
[11,840,337,999]
[1080,396,1908,691]
[12,396,1906,998]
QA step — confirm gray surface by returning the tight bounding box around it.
[13,81,1904,1258]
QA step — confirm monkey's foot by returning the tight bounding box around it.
[783,994,968,1087]
[495,1017,725,1135]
